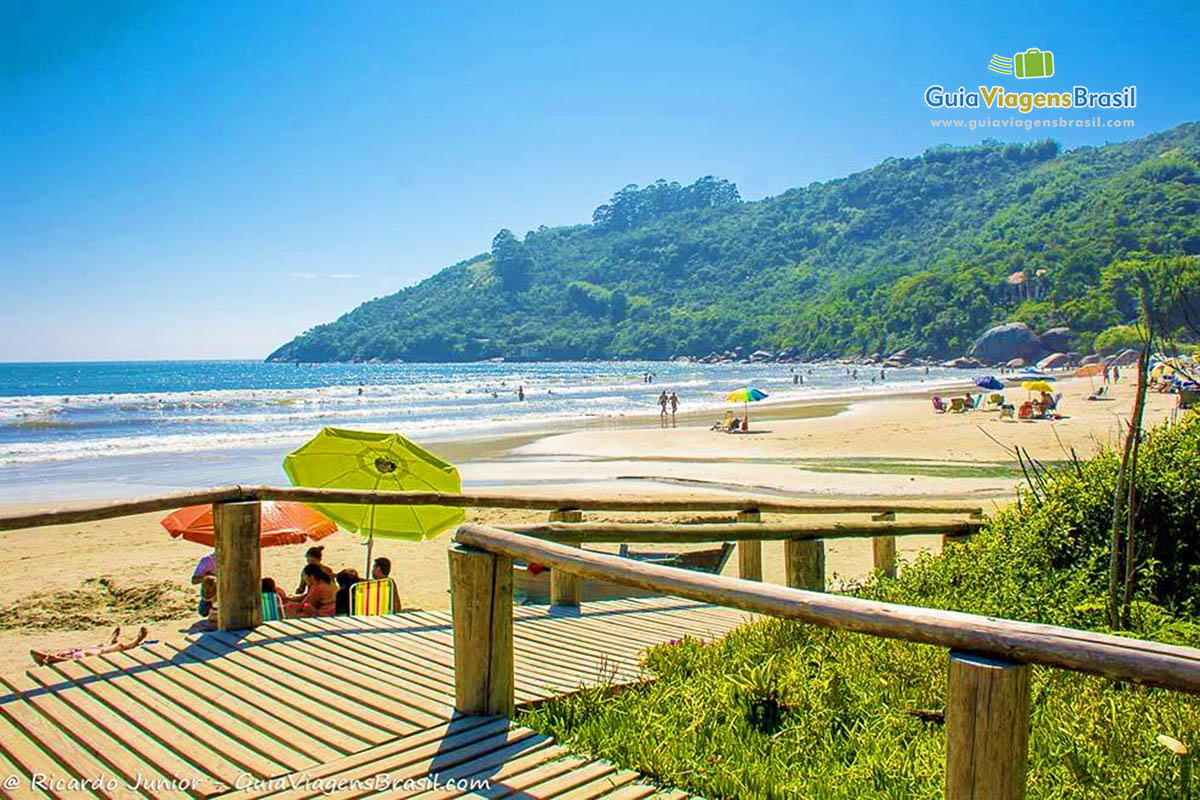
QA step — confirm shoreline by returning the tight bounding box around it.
[0,375,973,505]
[0,374,1181,678]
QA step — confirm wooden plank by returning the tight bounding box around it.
[455,525,1200,694]
[369,734,556,800]
[428,752,595,799]
[0,675,181,800]
[503,520,981,543]
[95,649,317,772]
[8,672,225,798]
[225,625,454,716]
[220,717,506,800]
[155,639,383,748]
[0,688,142,799]
[46,657,287,780]
[202,630,440,730]
[0,713,100,800]
[25,663,240,790]
[134,642,351,759]
[273,618,456,700]
[494,759,618,800]
[0,741,49,800]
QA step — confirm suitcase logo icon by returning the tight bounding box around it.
[988,48,1055,79]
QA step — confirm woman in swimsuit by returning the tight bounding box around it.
[287,563,337,618]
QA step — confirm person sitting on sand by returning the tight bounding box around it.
[296,545,326,594]
[199,575,218,621]
[262,577,288,607]
[191,550,216,616]
[287,564,336,618]
[372,557,403,609]
[730,416,741,431]
[31,626,149,666]
[335,568,361,615]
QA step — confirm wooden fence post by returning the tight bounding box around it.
[785,539,825,591]
[548,509,583,606]
[872,511,897,579]
[737,509,763,581]
[449,543,515,717]
[945,651,1031,800]
[213,501,262,631]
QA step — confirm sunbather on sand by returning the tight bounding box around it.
[30,626,149,666]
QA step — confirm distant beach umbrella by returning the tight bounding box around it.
[724,387,768,427]
[1074,363,1104,378]
[974,375,1004,391]
[162,501,337,548]
[283,427,465,573]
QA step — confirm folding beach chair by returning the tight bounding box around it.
[932,396,947,413]
[350,578,400,616]
[261,592,285,622]
[950,397,966,413]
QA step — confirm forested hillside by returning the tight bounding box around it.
[269,122,1200,363]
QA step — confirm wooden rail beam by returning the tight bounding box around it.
[449,543,515,716]
[0,485,985,532]
[501,520,982,543]
[452,524,1200,694]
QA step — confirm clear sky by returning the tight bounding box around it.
[4,0,1197,361]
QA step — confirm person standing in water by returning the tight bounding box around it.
[517,386,524,401]
[669,391,679,426]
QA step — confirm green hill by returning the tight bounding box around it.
[268,122,1200,363]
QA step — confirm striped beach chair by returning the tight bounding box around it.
[261,592,285,622]
[350,578,400,616]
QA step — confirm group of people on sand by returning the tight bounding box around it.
[191,545,398,624]
[658,390,680,427]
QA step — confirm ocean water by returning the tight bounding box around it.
[0,360,964,501]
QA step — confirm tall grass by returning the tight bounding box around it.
[519,414,1200,799]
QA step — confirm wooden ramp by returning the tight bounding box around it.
[0,598,752,799]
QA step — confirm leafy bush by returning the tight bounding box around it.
[520,414,1200,798]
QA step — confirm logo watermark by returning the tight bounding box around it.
[925,46,1136,122]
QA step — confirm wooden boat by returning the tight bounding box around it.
[514,542,735,604]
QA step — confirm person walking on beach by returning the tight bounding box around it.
[1113,365,1121,383]
[1104,364,1111,384]
[669,391,679,426]
[658,390,669,427]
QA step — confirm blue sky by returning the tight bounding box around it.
[4,0,1197,360]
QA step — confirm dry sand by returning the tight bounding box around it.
[0,375,1180,677]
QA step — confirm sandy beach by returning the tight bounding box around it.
[0,375,1181,677]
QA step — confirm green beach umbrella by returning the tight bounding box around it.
[283,427,466,572]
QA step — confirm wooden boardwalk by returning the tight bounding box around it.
[0,598,753,799]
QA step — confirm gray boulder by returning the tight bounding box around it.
[969,323,1049,364]
[1040,327,1075,353]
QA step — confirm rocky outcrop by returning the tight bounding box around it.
[968,323,1049,365]
[1037,352,1074,370]
[1039,327,1075,353]
[1107,348,1141,366]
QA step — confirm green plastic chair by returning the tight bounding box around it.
[261,592,285,622]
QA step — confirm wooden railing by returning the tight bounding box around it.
[0,485,984,624]
[450,524,1200,800]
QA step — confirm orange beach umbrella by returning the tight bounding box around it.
[161,501,338,548]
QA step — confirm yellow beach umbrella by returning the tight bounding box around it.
[1021,380,1054,394]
